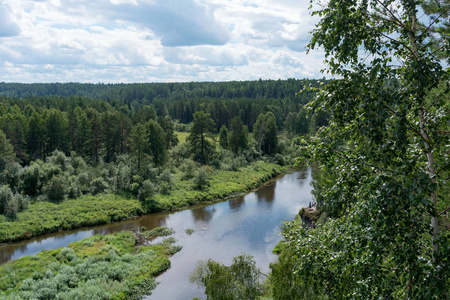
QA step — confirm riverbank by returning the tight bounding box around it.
[0,230,181,299]
[0,161,287,243]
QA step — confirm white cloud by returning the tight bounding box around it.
[0,0,326,83]
[0,3,20,37]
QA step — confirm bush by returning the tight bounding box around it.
[89,177,109,195]
[158,170,173,195]
[190,254,263,300]
[0,185,13,214]
[16,193,30,211]
[180,159,197,180]
[0,185,18,218]
[193,168,210,190]
[272,153,285,166]
[140,226,175,238]
[43,175,67,202]
[2,162,22,192]
[139,180,157,201]
[67,180,81,199]
[21,164,41,196]
[5,194,19,218]
[114,162,131,193]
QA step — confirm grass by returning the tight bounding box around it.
[0,230,180,299]
[175,131,190,143]
[144,161,286,212]
[0,195,144,243]
[0,161,287,243]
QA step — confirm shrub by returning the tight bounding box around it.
[89,177,109,195]
[43,175,67,202]
[21,164,41,196]
[2,162,22,192]
[0,185,13,214]
[179,159,197,180]
[16,193,30,211]
[114,162,131,193]
[141,226,175,238]
[5,195,19,218]
[190,254,263,300]
[1,185,19,218]
[193,168,210,190]
[139,180,157,201]
[158,170,173,195]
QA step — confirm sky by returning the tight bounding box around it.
[0,0,326,83]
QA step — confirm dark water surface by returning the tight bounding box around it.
[0,167,313,299]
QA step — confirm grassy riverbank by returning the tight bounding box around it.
[0,230,181,299]
[0,161,286,243]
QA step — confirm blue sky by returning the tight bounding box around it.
[0,0,326,83]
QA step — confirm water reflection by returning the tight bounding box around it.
[191,206,216,222]
[255,181,276,203]
[228,196,245,210]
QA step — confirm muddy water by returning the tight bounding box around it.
[0,167,313,299]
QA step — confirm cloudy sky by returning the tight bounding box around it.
[0,0,325,83]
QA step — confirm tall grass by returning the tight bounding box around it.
[0,231,180,299]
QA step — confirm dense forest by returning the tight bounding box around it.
[0,79,327,232]
[0,79,327,166]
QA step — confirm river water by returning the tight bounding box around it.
[0,167,313,299]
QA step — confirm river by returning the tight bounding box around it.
[0,167,313,299]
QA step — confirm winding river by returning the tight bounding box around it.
[0,167,313,299]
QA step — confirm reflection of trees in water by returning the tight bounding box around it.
[255,182,276,203]
[228,196,245,210]
[296,170,310,187]
[137,214,168,231]
[191,207,216,222]
[0,245,18,265]
[297,171,308,180]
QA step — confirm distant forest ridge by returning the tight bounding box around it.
[0,79,321,102]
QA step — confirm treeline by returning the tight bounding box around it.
[0,79,314,102]
[0,79,328,165]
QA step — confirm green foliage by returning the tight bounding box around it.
[0,129,15,171]
[0,231,179,299]
[189,111,216,164]
[254,112,278,155]
[190,254,263,300]
[158,169,173,195]
[270,244,327,300]
[277,0,450,298]
[219,125,229,149]
[193,168,210,190]
[0,195,144,243]
[21,164,41,196]
[42,175,67,202]
[140,226,175,238]
[179,158,198,180]
[129,123,149,170]
[228,116,248,154]
[158,116,179,149]
[139,180,157,201]
[89,177,109,195]
[145,119,167,166]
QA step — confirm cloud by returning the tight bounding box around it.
[0,3,20,37]
[0,0,327,82]
[51,0,230,47]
